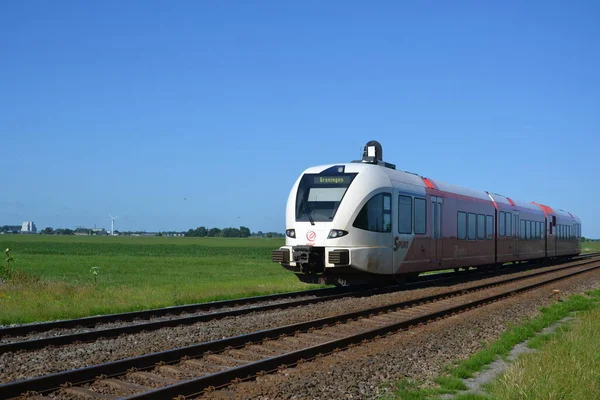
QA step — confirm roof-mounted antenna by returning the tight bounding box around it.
[362,140,383,163]
[353,140,395,169]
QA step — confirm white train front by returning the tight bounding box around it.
[272,141,582,286]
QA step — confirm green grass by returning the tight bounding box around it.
[448,293,597,380]
[382,379,453,400]
[487,305,600,399]
[0,235,316,324]
[385,290,600,399]
[582,240,600,253]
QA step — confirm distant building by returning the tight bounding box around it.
[91,228,108,235]
[21,221,37,234]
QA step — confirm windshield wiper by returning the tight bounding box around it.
[301,199,315,226]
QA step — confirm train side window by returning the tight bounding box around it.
[414,198,426,234]
[542,221,545,237]
[486,215,493,239]
[353,193,391,233]
[499,211,505,237]
[477,214,485,240]
[520,220,525,239]
[541,221,546,238]
[457,212,467,240]
[398,195,412,234]
[558,225,561,240]
[468,213,476,240]
[525,220,530,239]
[540,222,544,238]
[506,212,512,237]
[561,225,564,240]
[538,222,541,239]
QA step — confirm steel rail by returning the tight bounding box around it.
[3,252,596,340]
[1,254,595,354]
[129,262,600,400]
[1,257,598,399]
[0,286,355,336]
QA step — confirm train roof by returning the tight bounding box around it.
[301,162,579,221]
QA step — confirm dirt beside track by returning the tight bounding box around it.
[198,269,600,400]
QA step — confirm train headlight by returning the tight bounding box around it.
[328,230,348,239]
[286,229,296,238]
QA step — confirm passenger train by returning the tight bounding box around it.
[272,141,582,286]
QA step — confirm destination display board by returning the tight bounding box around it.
[313,176,352,185]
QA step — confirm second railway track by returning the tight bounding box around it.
[2,256,600,400]
[2,254,598,354]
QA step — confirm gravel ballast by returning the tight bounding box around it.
[0,262,596,387]
[198,269,600,400]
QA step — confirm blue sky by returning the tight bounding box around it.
[1,1,599,236]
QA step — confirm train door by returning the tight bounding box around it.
[547,215,556,257]
[513,212,519,258]
[430,196,443,267]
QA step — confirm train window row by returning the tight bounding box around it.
[457,212,494,240]
[556,224,580,240]
[398,195,426,235]
[519,220,544,240]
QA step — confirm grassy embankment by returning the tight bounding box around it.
[386,288,600,400]
[0,235,315,325]
[485,304,600,399]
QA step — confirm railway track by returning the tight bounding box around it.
[3,254,597,354]
[3,256,599,400]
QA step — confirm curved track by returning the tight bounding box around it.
[2,256,599,399]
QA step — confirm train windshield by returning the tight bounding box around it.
[296,173,357,223]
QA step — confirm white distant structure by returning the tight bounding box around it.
[21,221,37,234]
[110,215,118,236]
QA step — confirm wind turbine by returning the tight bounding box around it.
[110,215,118,236]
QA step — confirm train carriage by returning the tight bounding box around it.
[272,141,582,286]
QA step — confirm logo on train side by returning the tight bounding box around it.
[306,231,317,241]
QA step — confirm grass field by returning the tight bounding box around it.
[386,289,600,400]
[486,300,600,399]
[0,235,314,325]
[582,240,600,253]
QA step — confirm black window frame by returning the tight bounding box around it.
[414,197,427,235]
[352,192,392,233]
[468,212,477,240]
[457,211,467,240]
[486,215,494,239]
[398,195,412,234]
[477,214,485,240]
